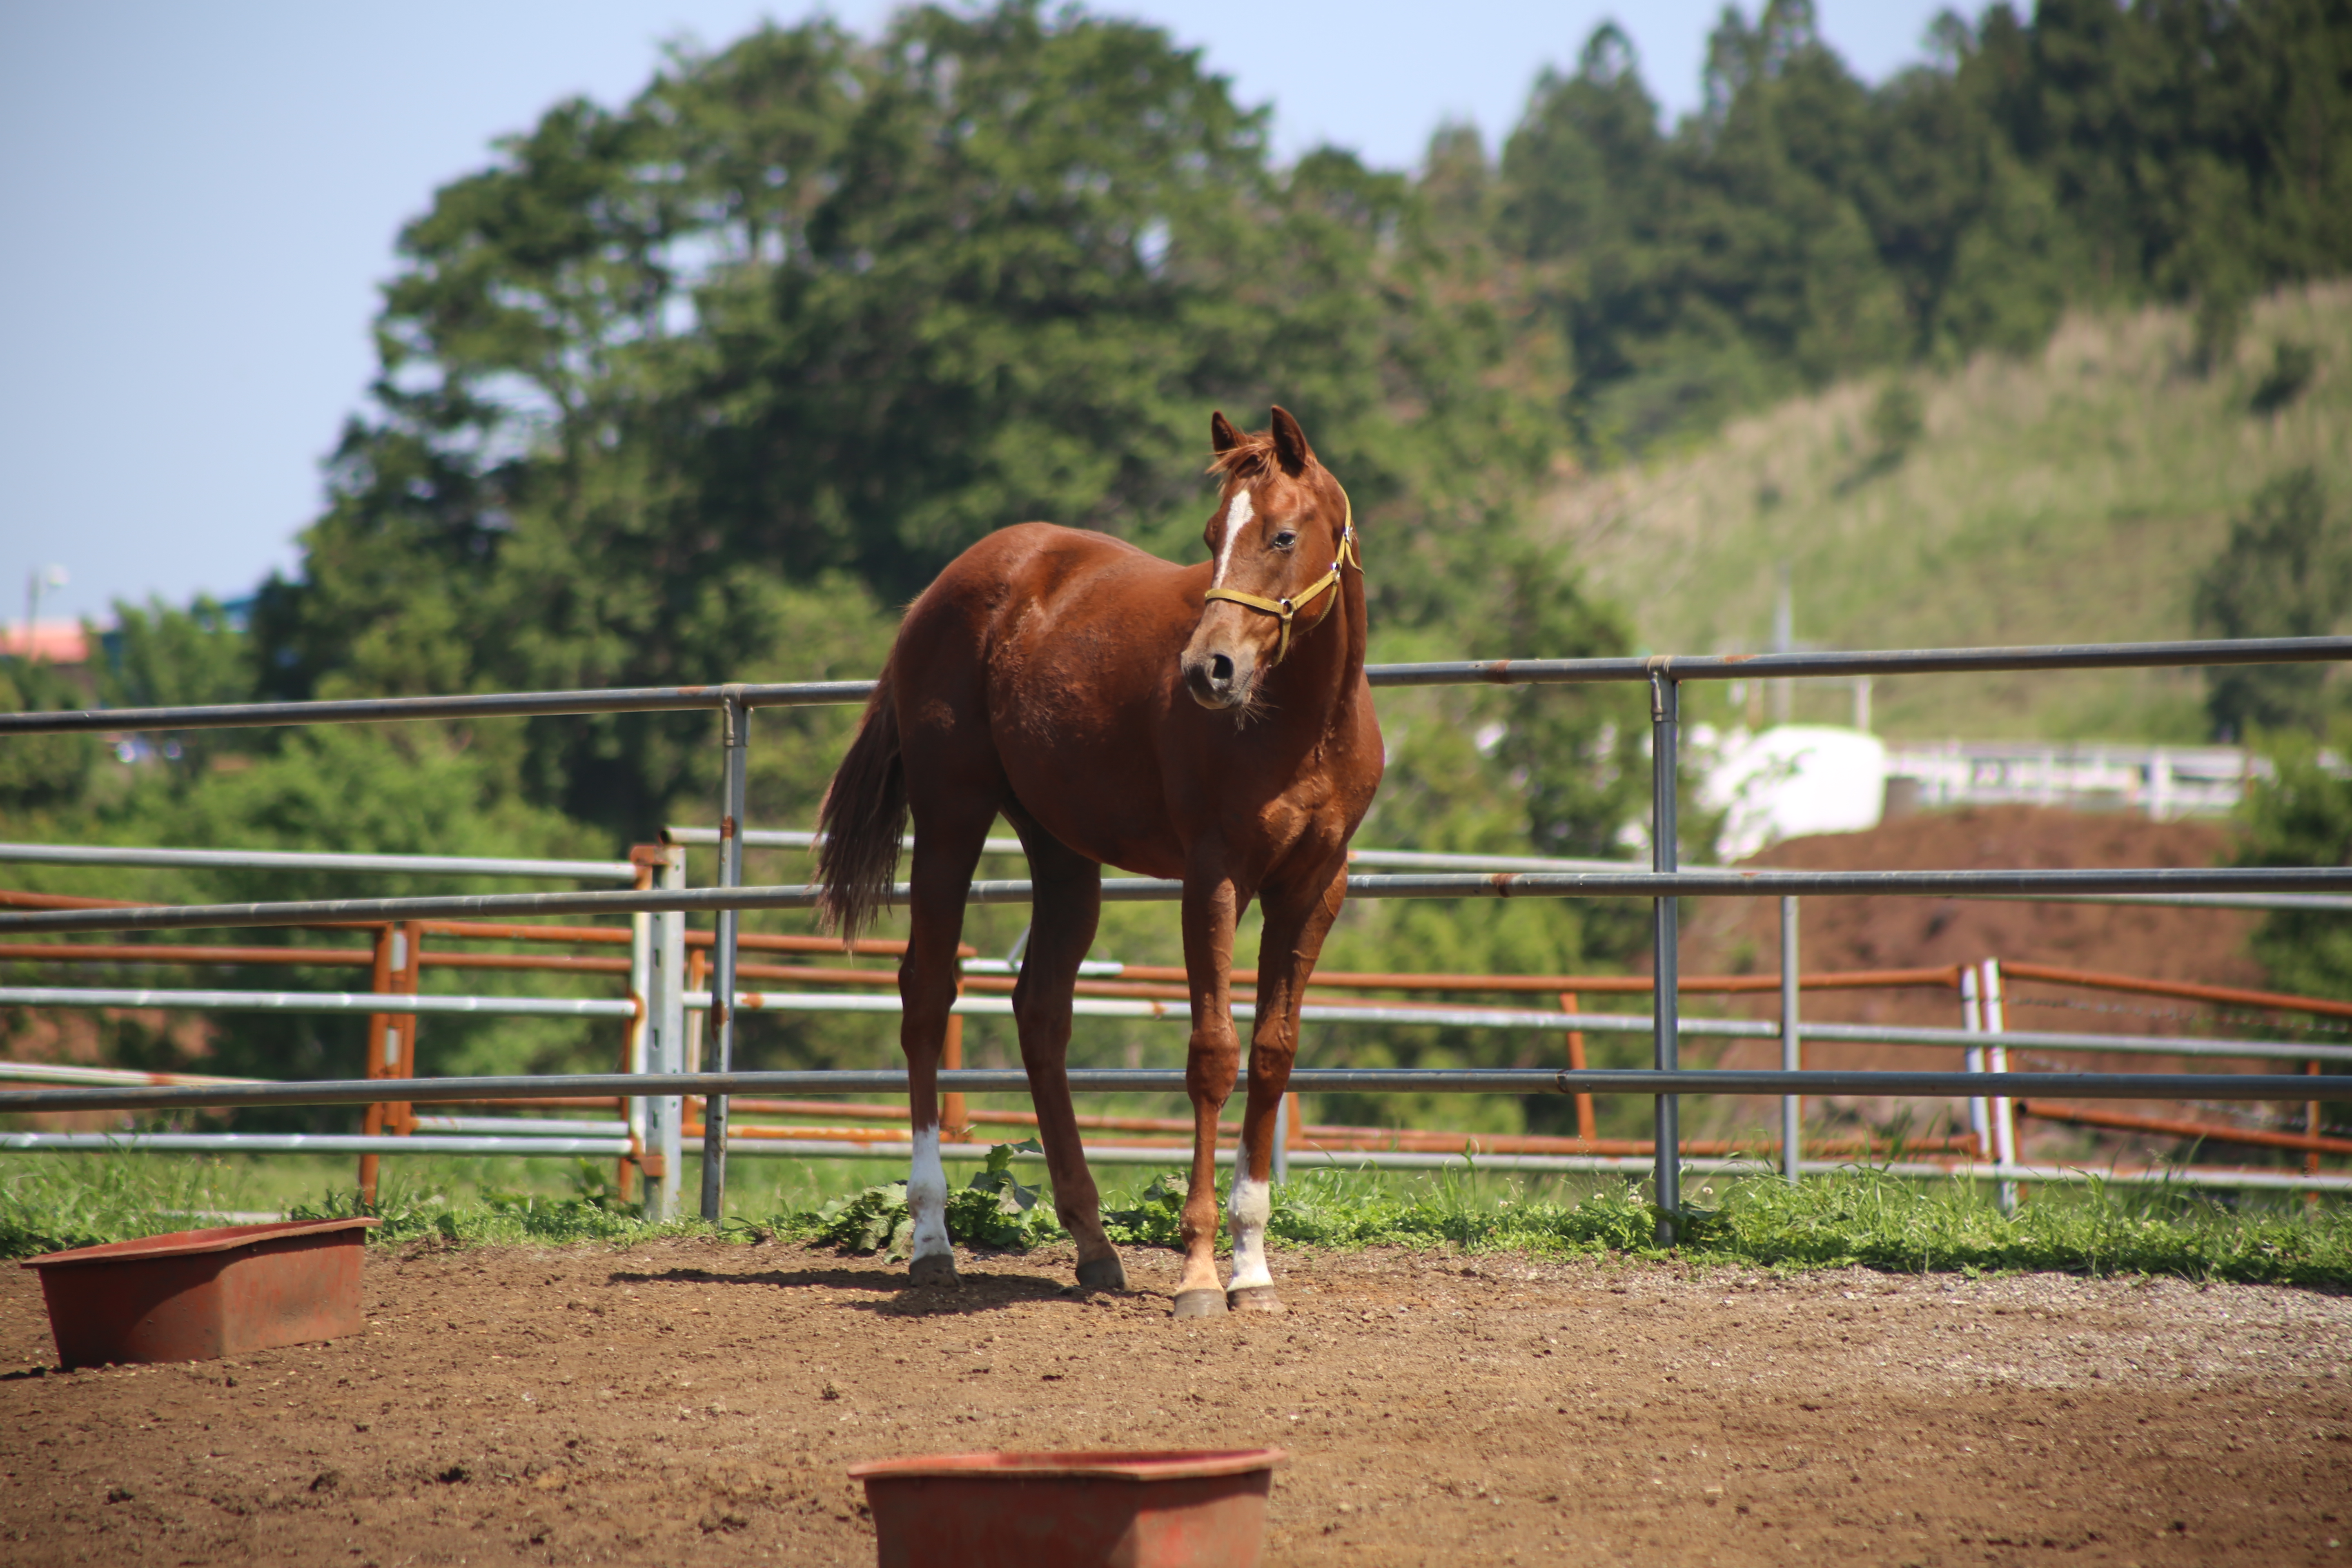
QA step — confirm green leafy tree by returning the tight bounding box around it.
[2194,470,2351,739]
[0,657,94,816]
[2236,742,2352,1019]
[256,1,1570,845]
[1492,0,2352,457]
[92,596,258,788]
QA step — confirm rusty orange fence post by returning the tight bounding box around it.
[2310,1060,2323,1207]
[357,926,394,1204]
[685,946,709,1142]
[389,923,420,1136]
[1559,992,1596,1144]
[943,978,969,1144]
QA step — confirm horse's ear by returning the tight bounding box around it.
[1270,405,1315,476]
[1210,411,1241,454]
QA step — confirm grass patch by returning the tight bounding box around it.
[5,1150,2346,1288]
[0,1153,270,1259]
[778,1154,2352,1288]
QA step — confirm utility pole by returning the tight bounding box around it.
[20,564,67,658]
[1771,561,1793,725]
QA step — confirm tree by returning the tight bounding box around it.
[2194,469,2350,739]
[0,657,94,816]
[256,2,1573,845]
[2235,741,2352,1022]
[1492,0,2352,457]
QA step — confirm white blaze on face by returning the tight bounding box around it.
[1226,1155,1274,1292]
[1211,488,1255,588]
[908,1126,951,1262]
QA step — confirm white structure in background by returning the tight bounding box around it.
[1880,742,2288,820]
[1703,725,1889,860]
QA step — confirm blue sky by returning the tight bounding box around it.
[0,1,1961,627]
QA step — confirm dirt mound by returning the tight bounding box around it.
[1671,806,2292,1147]
[1690,803,2254,991]
[2,1238,2342,1567]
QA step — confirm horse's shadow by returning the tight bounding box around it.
[603,1264,1119,1317]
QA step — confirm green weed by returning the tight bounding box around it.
[0,1153,260,1259]
[788,1140,1064,1258]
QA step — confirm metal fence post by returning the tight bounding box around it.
[1982,958,2018,1211]
[1962,965,1987,1156]
[1649,666,1681,1244]
[622,848,660,1207]
[358,924,396,1205]
[699,688,749,1222]
[643,846,687,1220]
[1780,895,1801,1185]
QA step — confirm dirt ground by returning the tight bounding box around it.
[3,1237,2348,1567]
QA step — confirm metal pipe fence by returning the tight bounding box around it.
[679,826,2352,912]
[0,986,635,1020]
[15,979,2347,1063]
[7,632,2352,1227]
[8,636,2350,737]
[0,842,639,881]
[1,1128,2343,1190]
[10,866,2352,941]
[7,1066,2349,1116]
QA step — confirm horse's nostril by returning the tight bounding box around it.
[1209,654,1234,686]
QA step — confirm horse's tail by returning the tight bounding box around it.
[815,662,906,946]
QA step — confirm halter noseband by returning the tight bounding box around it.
[1200,487,1360,663]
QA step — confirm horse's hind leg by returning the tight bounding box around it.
[1005,812,1126,1292]
[899,804,993,1288]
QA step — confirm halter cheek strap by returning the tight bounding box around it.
[1200,489,1361,664]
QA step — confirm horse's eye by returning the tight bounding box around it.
[1273,531,1297,550]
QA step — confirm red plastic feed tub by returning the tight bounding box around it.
[847,1448,1286,1568]
[21,1216,379,1369]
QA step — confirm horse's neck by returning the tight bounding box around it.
[1289,569,1370,741]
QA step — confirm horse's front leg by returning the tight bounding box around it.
[1227,855,1348,1313]
[1173,871,1244,1318]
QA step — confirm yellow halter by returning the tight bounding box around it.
[1200,487,1360,663]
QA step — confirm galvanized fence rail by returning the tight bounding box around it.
[9,1065,2351,1114]
[0,842,639,882]
[8,634,2352,1233]
[9,866,2352,939]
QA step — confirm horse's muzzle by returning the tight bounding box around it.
[1181,648,1249,710]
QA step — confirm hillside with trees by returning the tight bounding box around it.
[1548,283,2352,742]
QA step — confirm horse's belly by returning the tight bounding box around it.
[991,664,1190,880]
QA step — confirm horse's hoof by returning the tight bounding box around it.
[1170,1288,1229,1319]
[1076,1254,1128,1293]
[908,1253,961,1289]
[1227,1285,1285,1314]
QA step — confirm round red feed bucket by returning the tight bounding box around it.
[847,1448,1286,1568]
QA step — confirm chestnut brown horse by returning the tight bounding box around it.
[815,407,1381,1316]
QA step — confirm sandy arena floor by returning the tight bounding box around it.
[1,1237,2346,1566]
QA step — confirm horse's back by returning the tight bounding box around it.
[904,523,1197,692]
[893,523,1204,876]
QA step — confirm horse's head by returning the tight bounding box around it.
[1181,406,1356,713]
